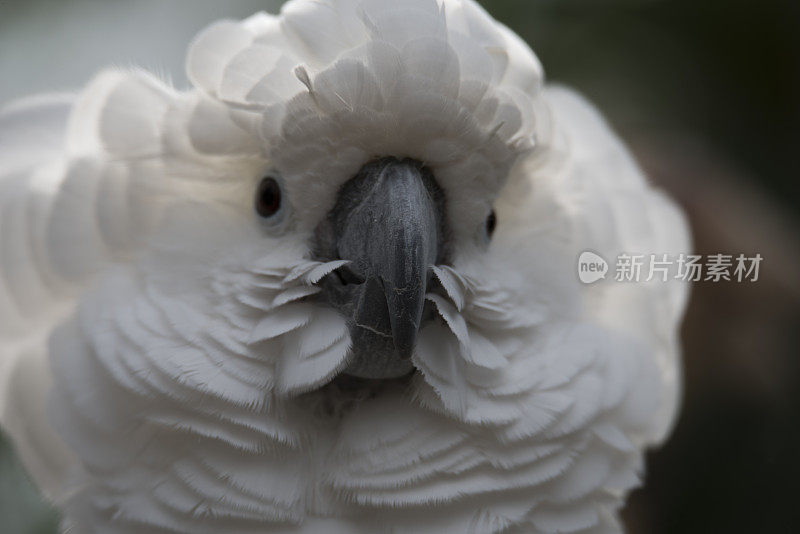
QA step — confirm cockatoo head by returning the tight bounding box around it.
[113,0,554,399]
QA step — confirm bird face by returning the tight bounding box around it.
[200,152,496,389]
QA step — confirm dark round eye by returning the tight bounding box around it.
[485,210,497,238]
[255,176,281,217]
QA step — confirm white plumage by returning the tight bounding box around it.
[0,0,690,532]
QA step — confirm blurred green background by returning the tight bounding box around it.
[1,1,799,532]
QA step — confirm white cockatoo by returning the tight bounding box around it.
[0,0,690,532]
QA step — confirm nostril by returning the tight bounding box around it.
[334,264,366,286]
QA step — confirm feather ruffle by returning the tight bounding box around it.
[185,0,546,240]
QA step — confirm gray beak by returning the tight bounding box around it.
[315,158,446,379]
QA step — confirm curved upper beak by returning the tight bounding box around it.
[321,158,444,378]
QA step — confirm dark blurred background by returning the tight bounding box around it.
[1,1,799,532]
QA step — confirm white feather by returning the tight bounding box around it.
[0,0,689,532]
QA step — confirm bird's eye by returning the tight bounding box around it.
[485,210,497,238]
[255,176,282,218]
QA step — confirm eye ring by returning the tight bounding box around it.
[255,176,282,218]
[485,210,497,238]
